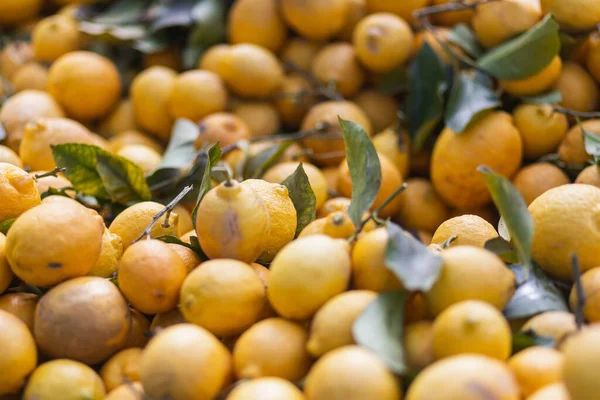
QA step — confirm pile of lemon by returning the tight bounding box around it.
[2,0,600,399]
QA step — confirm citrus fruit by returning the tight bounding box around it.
[194,112,251,148]
[168,70,228,121]
[521,311,577,346]
[318,197,351,218]
[228,0,288,52]
[404,321,435,371]
[31,170,73,197]
[108,130,164,154]
[311,42,365,97]
[513,163,570,206]
[32,14,79,62]
[275,74,318,129]
[513,103,569,159]
[0,0,44,26]
[105,382,144,400]
[232,101,281,138]
[430,214,498,248]
[587,33,600,82]
[541,0,600,31]
[299,211,356,240]
[431,0,474,25]
[10,62,48,92]
[569,267,600,323]
[500,56,562,96]
[397,178,449,233]
[0,145,22,167]
[167,243,201,274]
[281,0,349,40]
[116,144,162,175]
[0,293,38,332]
[0,310,37,395]
[576,165,600,187]
[87,229,123,278]
[353,90,399,133]
[197,44,231,74]
[122,309,150,350]
[0,162,40,222]
[562,324,600,400]
[558,119,600,165]
[554,62,599,113]
[281,38,321,70]
[98,99,137,138]
[472,0,541,48]
[372,127,410,178]
[338,0,368,41]
[100,348,142,392]
[508,346,564,398]
[263,161,328,210]
[527,383,570,400]
[226,377,306,400]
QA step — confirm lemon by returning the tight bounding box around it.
[0,310,37,395]
[365,0,429,23]
[513,104,569,159]
[11,62,48,92]
[372,128,410,178]
[100,348,142,392]
[32,14,80,62]
[554,62,599,113]
[0,162,40,222]
[226,377,306,400]
[513,163,570,206]
[541,0,600,31]
[404,321,435,371]
[228,0,288,52]
[311,42,365,98]
[97,99,137,138]
[397,178,449,233]
[108,130,164,154]
[508,346,564,398]
[500,56,562,96]
[527,383,570,400]
[31,170,73,198]
[263,161,328,210]
[431,214,498,248]
[521,311,577,346]
[232,101,281,138]
[558,119,600,165]
[87,229,123,278]
[0,292,38,332]
[472,0,541,48]
[281,38,322,70]
[122,309,150,350]
[0,145,22,168]
[570,267,600,323]
[353,90,400,134]
[0,0,43,26]
[195,112,252,148]
[168,70,228,122]
[116,144,162,175]
[299,211,356,240]
[281,0,349,40]
[105,382,144,400]
[576,165,600,188]
[562,324,600,399]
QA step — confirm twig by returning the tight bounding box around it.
[33,167,66,181]
[132,185,194,244]
[552,106,600,119]
[348,183,407,242]
[284,61,344,101]
[572,253,586,330]
[440,235,458,249]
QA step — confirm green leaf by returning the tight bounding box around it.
[406,42,448,150]
[512,330,555,353]
[479,166,533,268]
[376,66,408,95]
[477,14,560,80]
[40,186,74,200]
[445,72,500,133]
[189,0,227,46]
[504,263,569,320]
[580,118,600,164]
[0,219,16,235]
[385,223,443,291]
[447,23,483,58]
[520,90,562,105]
[51,144,109,199]
[149,0,196,32]
[156,235,208,261]
[281,164,317,237]
[353,291,407,375]
[243,141,293,180]
[96,152,152,205]
[191,144,222,230]
[484,237,519,264]
[339,117,382,227]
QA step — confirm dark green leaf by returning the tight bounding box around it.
[447,23,483,58]
[353,290,407,375]
[406,43,448,150]
[189,0,227,46]
[479,166,533,268]
[191,144,222,230]
[339,117,382,227]
[512,330,555,353]
[91,0,148,25]
[150,0,196,32]
[243,142,292,180]
[188,235,208,260]
[521,90,562,105]
[477,15,560,80]
[156,235,208,261]
[40,186,74,200]
[376,66,408,95]
[504,263,569,319]
[0,219,16,235]
[96,152,152,204]
[385,223,443,291]
[445,72,500,133]
[51,144,109,199]
[484,237,519,264]
[580,118,600,164]
[281,164,317,237]
[559,32,586,60]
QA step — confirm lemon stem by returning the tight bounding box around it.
[571,253,586,330]
[33,167,66,181]
[132,185,194,244]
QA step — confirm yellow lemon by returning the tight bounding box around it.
[0,162,40,222]
[0,310,37,395]
[508,346,564,398]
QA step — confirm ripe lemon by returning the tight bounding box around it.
[406,354,520,400]
[431,111,523,209]
[513,104,569,159]
[554,62,599,113]
[119,239,187,315]
[513,163,569,206]
[197,44,230,74]
[281,0,349,40]
[233,317,311,381]
[570,267,600,323]
[228,0,288,52]
[195,180,270,263]
[32,14,79,62]
[34,277,131,364]
[397,178,449,233]
[240,179,296,262]
[108,201,179,249]
[0,310,37,395]
[168,70,228,122]
[305,345,401,400]
[100,348,142,392]
[472,0,541,48]
[307,290,377,357]
[116,144,162,175]
[47,51,121,121]
[140,324,232,399]
[338,0,368,41]
[98,99,137,138]
[351,227,403,292]
[180,259,266,337]
[353,12,414,73]
[404,321,435,371]
[353,90,400,134]
[432,300,511,361]
[23,359,105,400]
[558,119,600,165]
[7,199,104,287]
[263,161,328,210]
[122,309,150,349]
[372,127,410,178]
[275,74,318,129]
[576,165,600,188]
[311,42,365,98]
[268,234,351,320]
[130,66,177,140]
[219,43,284,98]
[432,0,474,25]
[0,293,38,332]
[0,163,40,222]
[194,112,251,148]
[365,0,429,22]
[431,214,498,248]
[0,0,43,26]
[232,101,281,138]
[562,324,600,399]
[508,346,564,398]
[108,130,164,154]
[0,41,33,81]
[167,243,201,274]
[150,308,186,334]
[527,383,570,400]
[529,184,600,280]
[541,0,600,31]
[318,197,351,218]
[0,145,22,167]
[301,100,373,166]
[500,56,562,96]
[281,38,322,70]
[227,377,306,400]
[87,229,123,278]
[587,33,600,82]
[10,61,48,92]
[521,311,577,346]
[425,246,515,316]
[142,48,181,71]
[299,211,356,240]
[105,382,144,400]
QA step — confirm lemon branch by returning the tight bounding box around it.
[552,106,600,119]
[348,183,407,242]
[132,184,194,244]
[283,61,344,101]
[33,167,66,181]
[571,253,586,330]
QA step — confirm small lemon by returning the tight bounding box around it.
[431,214,498,248]
[0,310,37,395]
[508,346,564,398]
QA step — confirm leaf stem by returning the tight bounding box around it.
[33,167,67,181]
[552,106,600,119]
[348,183,407,242]
[132,185,194,244]
[440,234,458,249]
[571,253,586,330]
